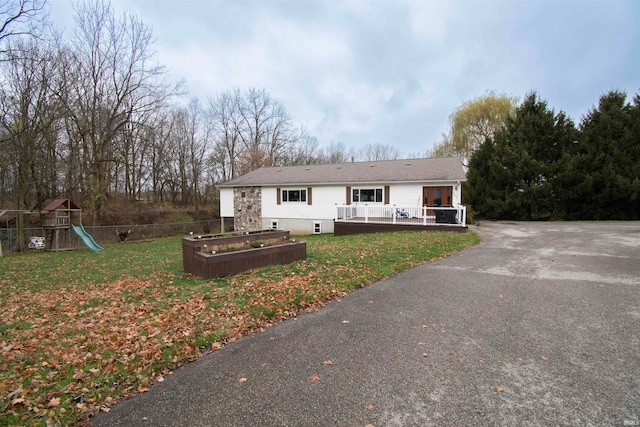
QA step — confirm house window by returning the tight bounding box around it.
[313,221,322,234]
[282,189,307,203]
[270,220,279,230]
[352,188,383,203]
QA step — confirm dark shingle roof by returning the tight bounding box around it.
[43,199,81,211]
[218,157,465,187]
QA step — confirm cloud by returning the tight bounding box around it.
[49,0,640,156]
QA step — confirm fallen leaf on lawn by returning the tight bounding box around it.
[100,406,111,413]
[309,374,320,380]
[323,360,333,365]
[156,376,165,383]
[48,397,61,407]
[6,388,22,400]
[89,368,100,375]
[239,378,248,383]
[495,385,504,392]
[11,397,26,406]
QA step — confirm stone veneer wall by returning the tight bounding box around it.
[234,186,262,231]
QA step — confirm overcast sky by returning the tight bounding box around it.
[50,0,639,157]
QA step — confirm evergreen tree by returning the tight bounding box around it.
[466,92,578,220]
[578,90,640,220]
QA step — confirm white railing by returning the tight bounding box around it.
[336,204,467,227]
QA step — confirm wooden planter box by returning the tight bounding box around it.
[182,230,306,279]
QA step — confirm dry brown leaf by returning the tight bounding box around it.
[342,320,349,324]
[495,385,504,392]
[323,360,333,365]
[309,373,320,381]
[239,378,248,383]
[541,356,549,361]
[48,397,61,407]
[367,404,375,410]
[11,397,26,406]
[422,352,428,357]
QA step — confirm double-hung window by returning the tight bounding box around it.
[282,188,307,203]
[352,188,383,203]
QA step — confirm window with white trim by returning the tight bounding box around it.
[352,188,383,203]
[282,188,307,203]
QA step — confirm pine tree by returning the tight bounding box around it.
[579,90,640,219]
[466,92,578,220]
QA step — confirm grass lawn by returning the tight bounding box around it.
[0,230,480,426]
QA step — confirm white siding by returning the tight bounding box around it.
[388,184,424,207]
[262,186,345,220]
[219,188,234,217]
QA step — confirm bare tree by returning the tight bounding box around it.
[207,89,243,180]
[0,37,63,250]
[207,88,301,178]
[169,99,211,217]
[281,132,321,166]
[63,0,181,224]
[318,141,355,164]
[357,142,400,161]
[0,0,48,57]
[236,88,298,174]
[148,108,175,202]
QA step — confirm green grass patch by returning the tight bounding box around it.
[0,230,479,426]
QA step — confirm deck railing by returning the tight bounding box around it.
[336,204,466,227]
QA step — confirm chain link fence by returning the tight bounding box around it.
[1,218,234,252]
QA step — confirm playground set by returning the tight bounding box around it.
[0,199,103,256]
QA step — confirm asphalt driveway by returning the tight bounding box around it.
[94,221,640,427]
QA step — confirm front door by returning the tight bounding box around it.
[423,186,452,214]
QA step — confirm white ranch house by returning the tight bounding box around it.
[218,157,467,235]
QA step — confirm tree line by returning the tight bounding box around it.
[463,90,640,220]
[0,0,403,224]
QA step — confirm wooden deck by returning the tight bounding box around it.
[334,218,467,236]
